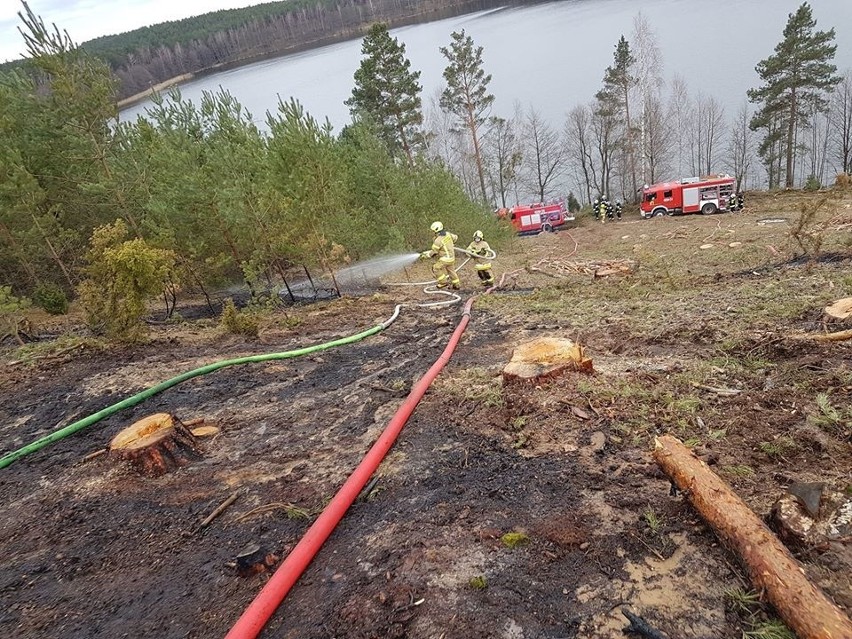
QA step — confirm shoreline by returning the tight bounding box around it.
[117,72,195,108]
[113,1,509,112]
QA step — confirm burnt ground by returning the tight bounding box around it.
[1,189,852,638]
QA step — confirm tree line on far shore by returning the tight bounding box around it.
[1,0,507,100]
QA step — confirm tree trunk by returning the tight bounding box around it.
[467,107,488,203]
[110,413,201,476]
[786,89,797,188]
[653,435,852,639]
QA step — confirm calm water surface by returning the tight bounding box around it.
[120,0,852,132]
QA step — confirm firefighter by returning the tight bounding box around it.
[737,192,745,211]
[466,230,494,287]
[592,195,601,221]
[421,221,460,290]
[615,199,623,220]
[598,197,608,224]
[728,192,737,212]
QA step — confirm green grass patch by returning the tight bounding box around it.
[500,531,530,548]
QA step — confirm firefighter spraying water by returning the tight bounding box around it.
[420,221,461,290]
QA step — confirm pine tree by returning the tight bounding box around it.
[748,2,840,188]
[439,29,495,203]
[346,23,424,167]
[596,35,636,196]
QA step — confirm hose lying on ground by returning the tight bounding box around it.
[225,296,478,639]
[0,306,402,470]
[386,246,498,308]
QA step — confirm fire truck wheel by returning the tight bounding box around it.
[652,207,668,217]
[701,203,718,215]
[541,223,553,233]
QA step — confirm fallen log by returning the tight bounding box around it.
[789,329,852,343]
[110,413,201,476]
[653,435,852,639]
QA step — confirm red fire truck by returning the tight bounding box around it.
[640,175,737,218]
[496,200,574,235]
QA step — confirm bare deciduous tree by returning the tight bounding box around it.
[564,105,597,204]
[486,115,522,208]
[831,70,852,174]
[691,92,725,176]
[726,102,756,191]
[666,74,692,179]
[643,94,671,185]
[520,107,567,203]
[631,12,664,186]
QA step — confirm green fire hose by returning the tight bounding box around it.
[0,306,401,470]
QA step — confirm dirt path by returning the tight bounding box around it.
[1,193,851,638]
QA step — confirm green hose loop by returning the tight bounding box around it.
[1,316,395,471]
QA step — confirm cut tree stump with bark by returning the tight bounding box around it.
[653,435,852,639]
[110,413,201,477]
[824,298,852,322]
[503,337,594,384]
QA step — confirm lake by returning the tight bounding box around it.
[120,0,852,136]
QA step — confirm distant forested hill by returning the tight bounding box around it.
[3,0,512,101]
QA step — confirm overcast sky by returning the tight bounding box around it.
[0,0,261,62]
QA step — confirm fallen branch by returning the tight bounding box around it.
[691,382,743,396]
[199,491,241,529]
[653,435,852,639]
[81,448,107,463]
[788,328,852,343]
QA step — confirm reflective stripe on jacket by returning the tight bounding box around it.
[430,231,457,262]
[466,240,492,270]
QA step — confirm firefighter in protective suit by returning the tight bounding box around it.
[467,230,494,287]
[728,192,737,212]
[599,197,609,223]
[421,221,460,289]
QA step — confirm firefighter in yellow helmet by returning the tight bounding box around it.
[467,230,494,287]
[420,221,460,290]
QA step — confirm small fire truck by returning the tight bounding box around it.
[640,175,737,218]
[496,200,574,235]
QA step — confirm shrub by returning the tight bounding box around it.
[78,221,176,341]
[32,282,69,315]
[803,175,821,191]
[835,172,851,188]
[220,299,259,337]
[0,286,32,345]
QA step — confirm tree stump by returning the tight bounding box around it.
[235,544,279,578]
[110,413,201,477]
[503,337,594,384]
[824,297,852,322]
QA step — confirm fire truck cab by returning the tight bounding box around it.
[641,175,737,218]
[496,201,574,235]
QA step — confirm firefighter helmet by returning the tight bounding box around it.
[473,230,483,241]
[430,221,444,233]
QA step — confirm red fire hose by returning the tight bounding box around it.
[225,297,476,639]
